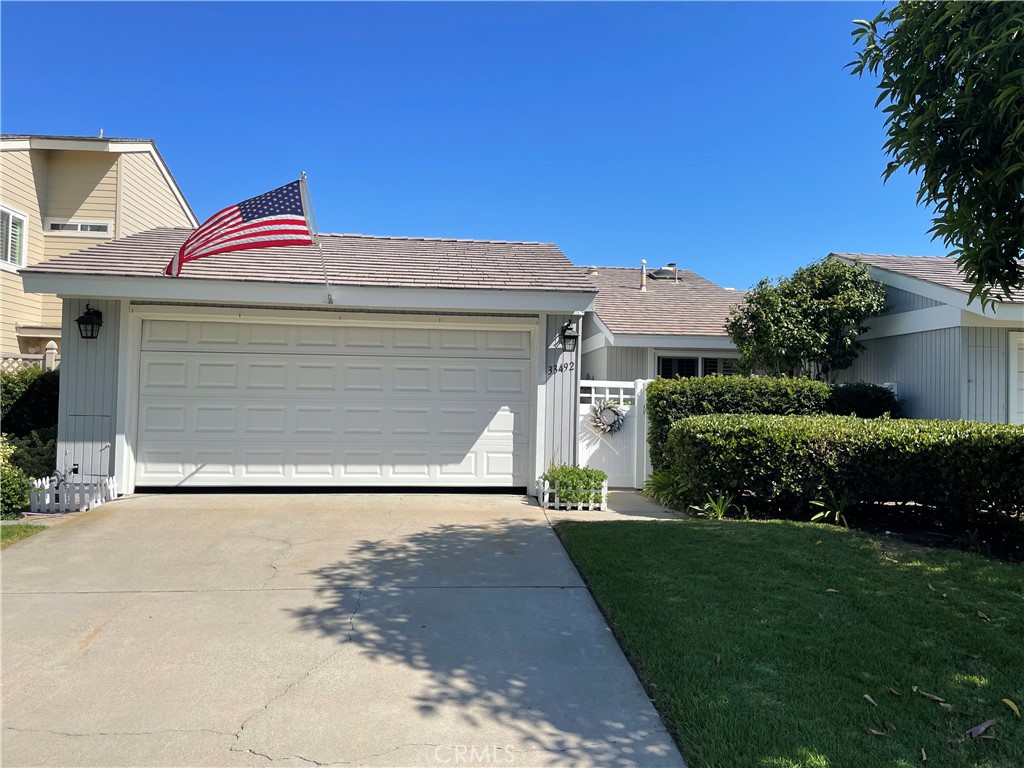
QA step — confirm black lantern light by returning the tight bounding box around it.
[560,321,579,353]
[75,304,103,340]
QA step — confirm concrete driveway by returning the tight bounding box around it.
[2,494,684,767]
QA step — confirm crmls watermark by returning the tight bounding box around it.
[433,744,516,764]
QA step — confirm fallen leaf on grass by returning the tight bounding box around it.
[714,653,721,666]
[866,727,888,737]
[1002,698,1020,718]
[967,653,982,660]
[826,588,839,593]
[912,686,946,703]
[940,703,968,716]
[920,747,927,762]
[966,719,996,739]
[977,611,991,622]
[889,686,902,697]
[928,583,936,592]
[884,721,896,732]
[864,694,878,707]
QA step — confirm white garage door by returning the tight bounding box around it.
[135,318,532,487]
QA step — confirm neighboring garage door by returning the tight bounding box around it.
[134,318,532,487]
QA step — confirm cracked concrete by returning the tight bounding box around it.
[2,493,685,767]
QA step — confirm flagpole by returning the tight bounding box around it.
[300,171,333,305]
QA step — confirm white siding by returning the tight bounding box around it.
[884,286,942,314]
[56,299,121,480]
[543,314,580,466]
[581,347,608,380]
[837,328,963,420]
[608,347,650,380]
[1010,332,1024,425]
[964,326,1011,423]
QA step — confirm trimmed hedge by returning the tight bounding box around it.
[665,415,1024,520]
[646,376,831,470]
[0,368,59,436]
[1,435,30,519]
[828,382,902,418]
[647,376,900,470]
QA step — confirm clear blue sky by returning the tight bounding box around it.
[2,1,939,290]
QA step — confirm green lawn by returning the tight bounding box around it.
[0,524,45,549]
[556,519,1024,768]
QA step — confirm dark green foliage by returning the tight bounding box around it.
[1,436,30,519]
[8,428,57,479]
[851,2,1024,305]
[725,259,886,380]
[0,369,59,436]
[646,375,831,470]
[826,382,902,418]
[665,415,1024,522]
[542,464,607,504]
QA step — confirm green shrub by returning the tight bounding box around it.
[827,382,901,418]
[1,368,59,436]
[8,428,57,479]
[0,435,30,519]
[646,376,831,470]
[665,415,1024,522]
[542,464,607,504]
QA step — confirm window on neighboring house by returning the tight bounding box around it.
[1,207,27,267]
[657,356,739,379]
[44,219,111,235]
[658,357,698,378]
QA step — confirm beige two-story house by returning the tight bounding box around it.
[0,134,196,356]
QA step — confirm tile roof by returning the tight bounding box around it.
[0,133,153,143]
[588,266,743,336]
[832,253,1024,303]
[22,228,596,293]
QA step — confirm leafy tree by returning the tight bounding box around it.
[725,259,886,382]
[850,2,1024,305]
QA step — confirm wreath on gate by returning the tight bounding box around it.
[589,399,627,435]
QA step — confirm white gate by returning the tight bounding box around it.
[578,379,652,489]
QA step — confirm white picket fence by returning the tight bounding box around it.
[28,476,117,514]
[538,479,608,511]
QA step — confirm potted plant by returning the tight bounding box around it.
[539,464,608,511]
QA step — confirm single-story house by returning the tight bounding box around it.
[830,253,1024,424]
[580,263,741,381]
[21,228,598,494]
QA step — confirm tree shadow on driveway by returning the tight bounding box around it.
[285,517,683,767]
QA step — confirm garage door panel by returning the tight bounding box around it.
[136,319,532,487]
[140,353,530,399]
[141,321,531,360]
[138,398,528,441]
[135,441,526,486]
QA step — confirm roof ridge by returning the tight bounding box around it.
[831,251,951,260]
[319,232,552,246]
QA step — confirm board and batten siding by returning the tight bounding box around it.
[543,314,580,468]
[884,286,942,314]
[837,328,962,420]
[0,149,47,354]
[964,326,1011,423]
[608,347,650,381]
[56,298,121,481]
[119,152,193,234]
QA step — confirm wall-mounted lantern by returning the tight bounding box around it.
[75,304,103,340]
[560,321,579,353]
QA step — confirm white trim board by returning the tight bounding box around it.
[22,271,596,314]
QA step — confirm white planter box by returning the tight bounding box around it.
[539,480,608,511]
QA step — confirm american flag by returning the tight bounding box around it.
[164,180,314,276]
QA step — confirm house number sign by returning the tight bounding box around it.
[547,361,576,376]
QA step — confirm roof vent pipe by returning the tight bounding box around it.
[587,266,599,276]
[640,259,647,292]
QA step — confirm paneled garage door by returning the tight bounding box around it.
[134,318,532,487]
